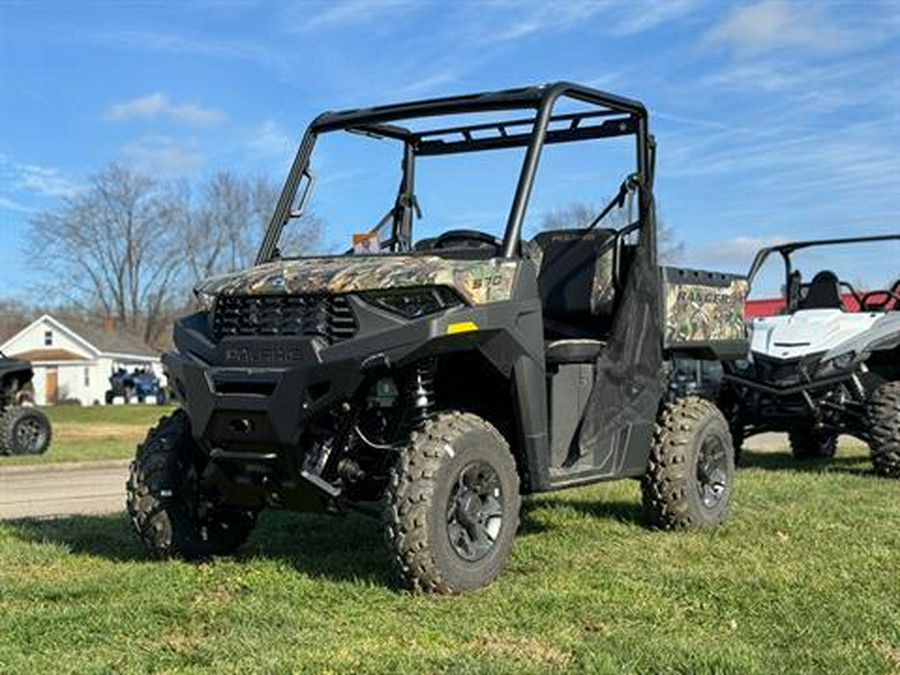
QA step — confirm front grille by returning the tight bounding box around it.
[213,294,357,343]
[751,354,807,386]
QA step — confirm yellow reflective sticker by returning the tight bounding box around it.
[446,321,478,335]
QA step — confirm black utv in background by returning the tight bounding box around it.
[128,83,749,592]
[0,352,52,455]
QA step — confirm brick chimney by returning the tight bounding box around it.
[103,316,114,332]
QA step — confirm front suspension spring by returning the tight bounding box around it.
[408,359,436,426]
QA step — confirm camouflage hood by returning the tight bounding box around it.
[196,255,520,306]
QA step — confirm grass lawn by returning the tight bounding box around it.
[0,405,174,466]
[1,442,897,673]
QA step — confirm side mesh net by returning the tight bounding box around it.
[577,203,663,475]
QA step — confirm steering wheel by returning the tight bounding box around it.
[860,289,900,311]
[431,229,501,251]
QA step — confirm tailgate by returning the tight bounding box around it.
[662,267,749,359]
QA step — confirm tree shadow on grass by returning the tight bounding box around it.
[739,449,877,477]
[3,509,396,588]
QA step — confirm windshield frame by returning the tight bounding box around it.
[256,81,652,264]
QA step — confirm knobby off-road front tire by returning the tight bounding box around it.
[867,381,900,478]
[126,410,256,560]
[0,405,51,455]
[789,428,838,460]
[642,396,735,529]
[384,412,521,593]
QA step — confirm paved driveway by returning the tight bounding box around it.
[0,460,129,520]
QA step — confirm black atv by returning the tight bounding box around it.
[127,83,748,592]
[0,352,52,455]
[106,366,168,405]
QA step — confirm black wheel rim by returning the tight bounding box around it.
[696,435,728,510]
[15,416,47,453]
[446,461,504,562]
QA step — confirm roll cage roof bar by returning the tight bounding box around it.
[747,233,900,285]
[258,81,653,263]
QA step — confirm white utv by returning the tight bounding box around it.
[720,234,900,477]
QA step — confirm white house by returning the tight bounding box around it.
[0,314,163,405]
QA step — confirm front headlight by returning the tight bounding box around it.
[816,351,856,377]
[358,287,463,319]
[193,288,217,312]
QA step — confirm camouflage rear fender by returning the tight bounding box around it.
[196,255,520,306]
[663,269,749,344]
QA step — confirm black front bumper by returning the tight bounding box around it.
[163,350,365,456]
[162,337,377,512]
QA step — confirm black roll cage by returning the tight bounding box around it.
[747,234,900,290]
[257,81,654,264]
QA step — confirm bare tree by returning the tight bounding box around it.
[0,299,33,345]
[539,201,684,264]
[27,164,323,347]
[180,171,321,281]
[27,164,183,344]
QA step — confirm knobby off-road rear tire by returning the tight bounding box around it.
[384,411,521,593]
[789,428,838,460]
[867,381,900,478]
[0,405,51,455]
[126,410,256,560]
[642,396,735,529]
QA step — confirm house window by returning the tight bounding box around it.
[84,367,90,387]
[44,330,53,346]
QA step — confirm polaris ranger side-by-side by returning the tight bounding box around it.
[720,235,900,476]
[127,83,749,592]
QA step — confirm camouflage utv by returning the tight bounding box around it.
[0,352,51,455]
[127,83,749,592]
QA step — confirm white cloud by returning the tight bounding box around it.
[290,0,412,32]
[0,196,33,213]
[0,154,80,212]
[692,234,790,270]
[106,92,225,124]
[457,0,699,46]
[665,118,899,198]
[247,120,294,158]
[0,154,81,199]
[611,0,700,36]
[121,136,204,177]
[16,165,81,198]
[479,1,614,43]
[97,30,280,67]
[706,0,853,55]
[395,69,460,97]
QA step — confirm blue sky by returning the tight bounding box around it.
[1,0,898,300]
